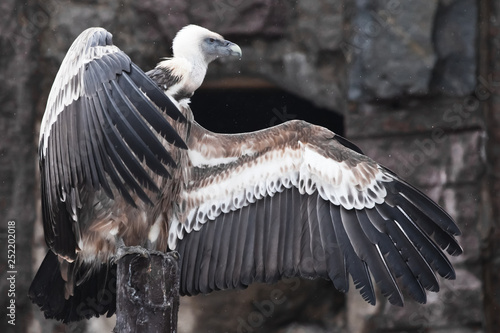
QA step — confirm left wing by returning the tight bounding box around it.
[31,27,188,322]
[171,120,462,306]
[38,27,187,260]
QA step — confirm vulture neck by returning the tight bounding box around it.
[162,55,209,102]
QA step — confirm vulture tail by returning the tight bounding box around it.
[28,251,116,323]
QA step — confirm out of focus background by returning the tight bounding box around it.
[0,0,497,332]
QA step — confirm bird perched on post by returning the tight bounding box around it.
[30,25,462,323]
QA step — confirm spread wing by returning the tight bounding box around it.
[172,120,462,306]
[39,27,187,261]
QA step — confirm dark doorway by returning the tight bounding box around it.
[189,88,344,135]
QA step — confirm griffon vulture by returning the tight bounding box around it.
[29,25,462,323]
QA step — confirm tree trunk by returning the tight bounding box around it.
[115,247,180,333]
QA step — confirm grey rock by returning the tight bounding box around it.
[348,0,438,101]
[353,130,484,186]
[345,97,484,138]
[431,0,477,96]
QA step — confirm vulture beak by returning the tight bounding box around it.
[223,40,242,58]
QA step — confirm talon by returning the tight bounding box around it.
[169,251,179,260]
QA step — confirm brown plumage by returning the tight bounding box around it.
[30,25,462,323]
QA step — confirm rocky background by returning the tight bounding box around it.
[0,0,496,332]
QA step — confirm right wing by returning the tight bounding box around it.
[172,120,462,306]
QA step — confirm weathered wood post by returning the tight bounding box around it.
[115,247,180,333]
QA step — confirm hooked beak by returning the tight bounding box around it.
[224,40,242,58]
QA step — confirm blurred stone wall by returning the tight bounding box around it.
[345,2,484,332]
[0,0,494,332]
[0,2,38,333]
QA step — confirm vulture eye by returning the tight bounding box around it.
[208,38,215,43]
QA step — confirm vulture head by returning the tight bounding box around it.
[173,24,242,63]
[150,24,242,100]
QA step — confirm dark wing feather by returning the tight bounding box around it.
[147,66,183,93]
[280,189,295,277]
[252,195,267,283]
[238,205,256,286]
[330,203,375,304]
[316,193,348,292]
[230,208,249,289]
[341,206,403,305]
[38,27,186,259]
[28,251,116,323]
[177,179,460,305]
[207,209,226,292]
[265,194,281,282]
[333,134,364,155]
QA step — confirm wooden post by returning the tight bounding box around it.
[114,247,180,333]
